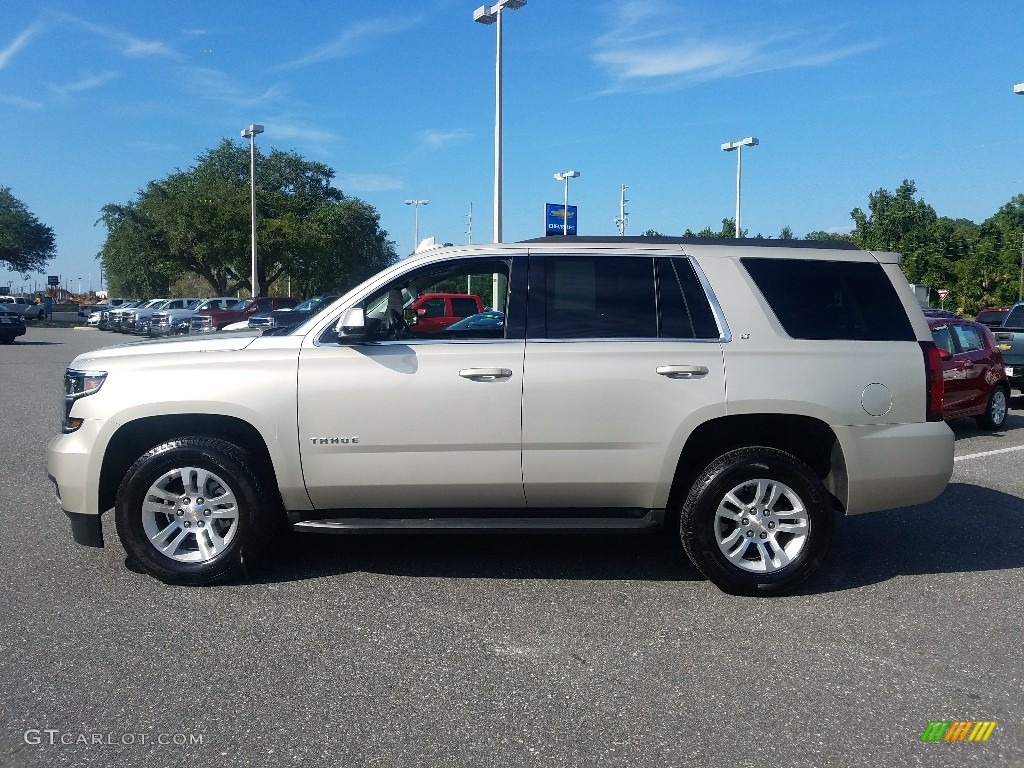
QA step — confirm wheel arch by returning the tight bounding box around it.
[99,414,282,514]
[667,414,847,516]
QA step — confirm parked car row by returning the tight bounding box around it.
[0,296,44,320]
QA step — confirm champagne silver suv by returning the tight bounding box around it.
[47,237,954,595]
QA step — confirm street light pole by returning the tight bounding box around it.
[241,124,265,297]
[553,170,580,235]
[721,136,758,239]
[1015,83,1024,300]
[404,199,429,252]
[473,0,526,243]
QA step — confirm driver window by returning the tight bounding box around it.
[353,259,510,342]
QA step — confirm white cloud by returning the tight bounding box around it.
[178,66,286,108]
[417,129,472,150]
[336,173,404,192]
[57,13,181,60]
[275,16,422,70]
[268,121,340,145]
[593,2,879,92]
[0,93,44,109]
[0,20,46,69]
[49,71,119,99]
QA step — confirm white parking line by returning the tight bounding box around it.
[954,445,1024,462]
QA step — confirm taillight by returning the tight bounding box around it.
[920,340,944,422]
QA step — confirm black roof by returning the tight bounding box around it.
[518,235,860,250]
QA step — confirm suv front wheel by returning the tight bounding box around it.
[114,437,273,585]
[680,447,834,596]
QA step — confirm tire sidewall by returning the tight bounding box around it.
[681,447,834,595]
[115,438,265,585]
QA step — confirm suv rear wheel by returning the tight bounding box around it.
[680,447,834,596]
[114,437,273,585]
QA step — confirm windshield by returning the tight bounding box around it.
[232,299,254,311]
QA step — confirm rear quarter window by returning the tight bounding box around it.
[741,258,915,341]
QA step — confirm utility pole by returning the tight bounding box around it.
[1019,232,1023,302]
[615,184,629,236]
[466,202,474,244]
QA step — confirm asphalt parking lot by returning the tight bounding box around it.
[2,327,1022,768]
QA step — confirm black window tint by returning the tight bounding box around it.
[450,297,479,316]
[544,257,656,338]
[657,258,720,339]
[742,258,915,341]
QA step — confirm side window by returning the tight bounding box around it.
[931,325,954,353]
[419,298,446,318]
[256,299,273,311]
[543,256,656,338]
[451,297,480,317]
[742,258,916,341]
[657,258,720,339]
[952,324,984,353]
[332,258,511,343]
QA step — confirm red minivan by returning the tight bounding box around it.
[928,317,1010,429]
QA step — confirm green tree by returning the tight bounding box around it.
[804,230,854,242]
[0,186,56,275]
[99,140,398,297]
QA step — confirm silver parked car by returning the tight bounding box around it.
[149,297,241,337]
[129,298,199,335]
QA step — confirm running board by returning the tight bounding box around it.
[292,511,663,534]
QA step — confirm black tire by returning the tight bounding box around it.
[114,437,274,585]
[975,385,1009,430]
[0,337,13,345]
[679,447,834,596]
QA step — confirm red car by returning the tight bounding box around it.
[928,316,1010,428]
[409,293,484,333]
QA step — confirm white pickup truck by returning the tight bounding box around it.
[0,296,44,319]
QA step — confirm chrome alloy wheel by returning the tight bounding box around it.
[990,388,1008,426]
[713,478,809,574]
[140,466,239,563]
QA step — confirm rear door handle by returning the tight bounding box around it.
[656,365,710,379]
[459,368,513,381]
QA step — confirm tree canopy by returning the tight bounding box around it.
[0,187,56,275]
[99,140,398,297]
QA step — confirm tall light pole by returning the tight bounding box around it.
[721,136,758,239]
[473,0,527,243]
[404,199,429,252]
[241,124,264,296]
[1015,83,1024,300]
[553,170,579,235]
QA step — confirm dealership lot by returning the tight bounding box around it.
[2,327,1022,767]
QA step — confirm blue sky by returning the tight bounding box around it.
[1,0,1023,293]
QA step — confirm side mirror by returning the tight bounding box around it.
[938,348,953,361]
[335,307,366,339]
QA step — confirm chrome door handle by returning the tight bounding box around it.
[656,365,709,379]
[459,368,513,380]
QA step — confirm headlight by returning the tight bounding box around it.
[63,369,107,433]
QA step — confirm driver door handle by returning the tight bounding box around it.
[459,368,513,381]
[656,365,709,379]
